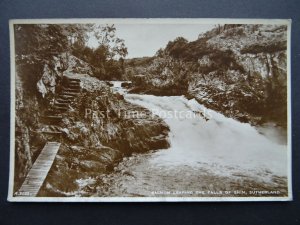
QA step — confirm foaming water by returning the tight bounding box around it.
[96,94,288,197]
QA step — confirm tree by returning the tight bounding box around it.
[165,37,188,59]
[92,45,110,66]
[93,24,128,60]
[14,24,69,63]
[84,24,128,80]
[61,24,93,50]
[15,23,128,83]
[14,24,71,94]
[155,48,164,57]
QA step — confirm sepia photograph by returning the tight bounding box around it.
[8,19,292,202]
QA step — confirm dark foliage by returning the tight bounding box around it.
[241,41,287,54]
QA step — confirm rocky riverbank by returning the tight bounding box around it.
[14,53,170,197]
[37,75,170,197]
[126,24,288,129]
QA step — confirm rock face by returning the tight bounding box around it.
[38,76,169,196]
[128,24,288,128]
[14,70,47,191]
[15,52,170,196]
[36,53,93,99]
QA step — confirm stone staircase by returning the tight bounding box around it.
[15,76,82,197]
[53,77,81,113]
[40,77,81,136]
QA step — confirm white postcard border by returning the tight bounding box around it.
[8,18,293,202]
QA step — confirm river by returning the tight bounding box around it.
[95,83,288,198]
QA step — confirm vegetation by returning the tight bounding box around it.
[13,24,128,191]
[241,41,287,54]
[72,24,128,80]
[127,24,288,128]
[14,23,128,85]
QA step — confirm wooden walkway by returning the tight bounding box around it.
[16,142,61,197]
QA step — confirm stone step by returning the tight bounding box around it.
[68,84,80,88]
[54,102,69,107]
[68,83,81,88]
[40,115,63,125]
[68,78,81,82]
[69,80,81,84]
[68,81,81,85]
[61,92,78,97]
[62,88,80,93]
[53,110,67,114]
[53,106,68,111]
[59,94,76,100]
[63,87,81,92]
[56,98,71,103]
[53,104,68,109]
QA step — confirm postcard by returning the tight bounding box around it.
[8,18,292,202]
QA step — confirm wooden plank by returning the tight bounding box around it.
[37,131,62,134]
[16,142,61,197]
[42,115,63,119]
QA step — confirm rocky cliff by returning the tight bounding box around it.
[14,54,169,196]
[38,76,169,196]
[128,24,288,128]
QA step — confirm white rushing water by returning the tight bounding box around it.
[126,94,287,175]
[109,81,132,95]
[97,92,288,197]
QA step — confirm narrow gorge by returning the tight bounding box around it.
[12,22,289,199]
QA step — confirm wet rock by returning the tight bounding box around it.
[37,64,58,98]
[127,24,287,128]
